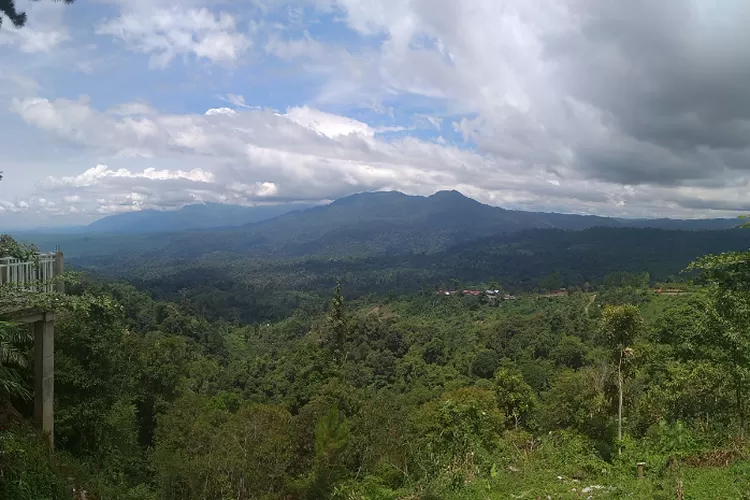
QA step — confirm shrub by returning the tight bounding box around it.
[0,426,71,500]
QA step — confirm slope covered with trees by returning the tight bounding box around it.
[3,234,750,498]
[65,226,750,323]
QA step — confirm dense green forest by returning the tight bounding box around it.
[16,191,749,325]
[73,227,750,323]
[3,226,750,498]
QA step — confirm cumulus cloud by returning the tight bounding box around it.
[284,106,375,138]
[205,107,238,116]
[44,164,215,188]
[10,93,745,220]
[0,27,69,53]
[310,0,750,195]
[4,0,750,225]
[96,6,251,67]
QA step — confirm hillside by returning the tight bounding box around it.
[6,268,750,499]
[99,226,750,323]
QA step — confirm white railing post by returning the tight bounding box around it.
[0,253,62,294]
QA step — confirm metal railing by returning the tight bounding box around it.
[0,252,64,293]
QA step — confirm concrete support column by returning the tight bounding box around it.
[54,251,64,294]
[34,313,54,450]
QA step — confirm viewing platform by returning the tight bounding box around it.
[0,252,64,296]
[0,250,64,450]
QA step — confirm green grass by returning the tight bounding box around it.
[403,461,750,500]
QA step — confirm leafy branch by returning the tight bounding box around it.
[0,234,39,261]
[0,321,32,400]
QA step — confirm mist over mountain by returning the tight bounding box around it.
[85,202,315,233]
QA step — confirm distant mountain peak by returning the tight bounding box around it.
[331,190,413,205]
[429,189,467,199]
[427,189,487,208]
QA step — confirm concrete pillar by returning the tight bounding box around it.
[54,251,64,294]
[34,313,54,450]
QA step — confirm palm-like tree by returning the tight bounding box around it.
[0,321,32,400]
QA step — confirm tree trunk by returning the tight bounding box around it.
[618,350,623,454]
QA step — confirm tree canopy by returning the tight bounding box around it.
[3,231,750,497]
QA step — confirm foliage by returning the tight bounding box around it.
[6,243,750,498]
[540,367,613,446]
[0,234,39,260]
[690,249,750,438]
[0,426,72,500]
[470,349,499,379]
[306,404,352,497]
[492,367,536,428]
[411,387,505,486]
[0,321,32,400]
[153,396,295,499]
[600,304,644,354]
[600,304,644,447]
[0,0,74,29]
[0,271,120,317]
[24,224,750,322]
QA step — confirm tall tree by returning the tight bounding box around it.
[0,0,74,28]
[323,281,348,366]
[600,304,643,450]
[690,250,750,438]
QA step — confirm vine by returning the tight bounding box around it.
[0,271,121,316]
[0,234,39,261]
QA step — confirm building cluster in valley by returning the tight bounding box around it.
[437,289,518,300]
[436,287,578,300]
[654,287,690,296]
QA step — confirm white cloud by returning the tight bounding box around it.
[96,6,251,67]
[284,106,374,138]
[4,0,750,225]
[0,28,69,53]
[44,164,215,188]
[205,107,238,116]
[10,93,750,219]
[224,93,250,108]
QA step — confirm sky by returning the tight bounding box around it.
[1,0,750,228]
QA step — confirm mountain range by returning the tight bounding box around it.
[85,190,746,235]
[13,190,745,264]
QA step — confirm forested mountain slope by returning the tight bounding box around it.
[61,226,750,324]
[17,190,744,264]
[5,276,750,499]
